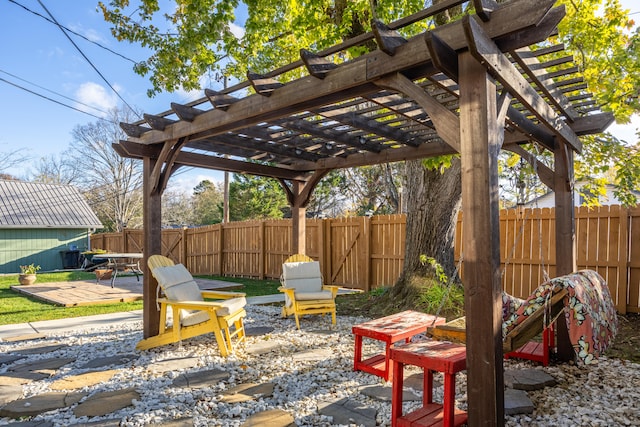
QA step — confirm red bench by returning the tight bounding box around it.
[390,340,467,427]
[352,310,445,381]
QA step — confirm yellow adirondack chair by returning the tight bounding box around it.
[279,254,339,329]
[136,255,246,356]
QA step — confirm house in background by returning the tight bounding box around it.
[0,180,102,273]
[524,181,640,208]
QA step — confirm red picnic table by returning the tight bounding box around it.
[352,310,446,381]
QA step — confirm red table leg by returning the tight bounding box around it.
[385,342,393,381]
[391,359,404,427]
[443,371,456,427]
[354,333,363,371]
[423,369,433,406]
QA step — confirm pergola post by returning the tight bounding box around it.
[291,180,306,255]
[459,50,504,426]
[553,144,577,360]
[142,157,162,338]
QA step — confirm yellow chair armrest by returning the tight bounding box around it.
[278,287,297,298]
[322,285,340,297]
[201,290,246,299]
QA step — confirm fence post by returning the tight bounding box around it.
[323,218,332,286]
[259,221,265,280]
[181,227,188,269]
[617,207,629,314]
[218,223,225,276]
[362,216,371,292]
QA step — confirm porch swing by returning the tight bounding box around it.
[427,209,566,365]
[427,155,618,365]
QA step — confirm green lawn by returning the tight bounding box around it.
[0,272,281,326]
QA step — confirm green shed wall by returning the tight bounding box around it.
[0,228,89,274]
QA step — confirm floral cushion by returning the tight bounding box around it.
[502,270,618,365]
[502,291,524,322]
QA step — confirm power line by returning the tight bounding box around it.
[8,0,138,64]
[0,68,110,116]
[36,0,140,119]
[0,77,107,121]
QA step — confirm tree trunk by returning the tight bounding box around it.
[397,157,462,287]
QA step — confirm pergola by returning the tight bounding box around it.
[115,0,613,424]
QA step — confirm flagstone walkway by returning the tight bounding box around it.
[0,308,554,426]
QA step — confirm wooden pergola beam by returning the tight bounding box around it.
[464,16,583,153]
[129,0,559,147]
[504,144,555,189]
[375,73,461,152]
[116,140,311,180]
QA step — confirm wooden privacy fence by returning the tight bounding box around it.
[91,205,640,314]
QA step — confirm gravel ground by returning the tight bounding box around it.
[1,305,639,426]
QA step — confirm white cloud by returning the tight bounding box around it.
[175,86,204,102]
[608,114,639,144]
[169,169,226,194]
[75,82,118,115]
[229,22,245,38]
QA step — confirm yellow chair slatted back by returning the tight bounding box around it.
[284,254,313,263]
[148,254,176,271]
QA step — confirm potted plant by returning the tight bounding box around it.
[19,263,41,285]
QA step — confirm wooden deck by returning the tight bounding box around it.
[10,275,243,307]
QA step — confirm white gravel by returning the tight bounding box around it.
[1,305,639,426]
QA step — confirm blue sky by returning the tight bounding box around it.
[0,0,638,194]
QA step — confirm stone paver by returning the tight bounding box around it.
[359,384,421,402]
[50,369,120,391]
[150,418,194,426]
[0,354,26,365]
[245,341,280,355]
[220,382,275,403]
[505,388,535,415]
[291,348,333,362]
[149,356,200,373]
[14,343,67,355]
[244,326,274,336]
[3,420,53,427]
[71,419,122,426]
[9,357,75,373]
[1,333,47,343]
[0,391,86,418]
[0,384,23,405]
[242,409,295,427]
[504,368,556,391]
[317,397,377,427]
[172,369,230,388]
[0,370,53,385]
[80,353,139,369]
[73,387,140,417]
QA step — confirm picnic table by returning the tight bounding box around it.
[100,253,143,288]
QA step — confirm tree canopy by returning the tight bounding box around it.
[100,0,640,208]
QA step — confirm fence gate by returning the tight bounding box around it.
[325,217,369,291]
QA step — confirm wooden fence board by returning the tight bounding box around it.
[92,206,639,312]
[628,207,640,312]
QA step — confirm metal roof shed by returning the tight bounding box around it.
[0,180,103,272]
